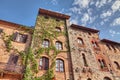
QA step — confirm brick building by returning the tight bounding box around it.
[0,8,119,80]
[0,20,32,80]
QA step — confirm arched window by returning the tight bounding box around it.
[114,61,120,69]
[56,59,64,72]
[92,41,98,48]
[87,78,92,80]
[111,45,116,51]
[42,39,49,48]
[55,27,61,32]
[39,57,49,70]
[106,44,111,50]
[104,77,111,80]
[82,54,88,67]
[77,38,84,45]
[98,59,107,69]
[101,59,106,67]
[55,41,62,50]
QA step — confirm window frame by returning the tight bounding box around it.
[42,39,50,48]
[13,32,28,43]
[77,38,84,45]
[39,57,49,70]
[55,41,63,50]
[56,59,64,72]
[55,27,61,32]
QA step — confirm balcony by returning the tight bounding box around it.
[0,62,24,74]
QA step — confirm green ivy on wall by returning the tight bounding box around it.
[23,15,67,80]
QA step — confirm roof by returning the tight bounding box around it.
[39,8,70,19]
[71,24,99,33]
[101,39,120,45]
[0,19,33,31]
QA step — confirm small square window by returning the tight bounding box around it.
[56,19,60,22]
[44,16,49,19]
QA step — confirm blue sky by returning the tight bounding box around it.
[0,0,120,42]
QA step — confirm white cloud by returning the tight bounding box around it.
[89,16,97,24]
[95,0,107,8]
[70,7,82,14]
[81,13,90,25]
[51,0,57,5]
[112,17,120,26]
[109,29,120,37]
[100,10,112,18]
[111,0,120,13]
[73,0,90,8]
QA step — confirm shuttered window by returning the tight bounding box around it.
[13,32,28,43]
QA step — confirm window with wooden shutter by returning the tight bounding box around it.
[13,32,28,43]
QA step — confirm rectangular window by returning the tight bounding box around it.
[0,28,3,34]
[13,32,28,43]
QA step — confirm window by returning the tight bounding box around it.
[39,57,49,70]
[42,39,49,48]
[98,59,107,69]
[104,77,111,80]
[114,61,120,70]
[111,45,116,51]
[56,19,60,22]
[106,44,111,50]
[55,27,61,32]
[44,16,49,19]
[13,32,28,43]
[56,59,64,72]
[55,41,62,50]
[88,32,92,35]
[92,41,98,48]
[78,38,84,45]
[82,54,88,67]
[8,54,19,65]
[87,78,91,80]
[0,28,3,34]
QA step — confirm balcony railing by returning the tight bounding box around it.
[0,62,24,74]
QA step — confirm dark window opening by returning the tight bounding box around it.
[0,28,3,34]
[82,54,88,67]
[55,27,61,32]
[114,61,120,70]
[39,57,49,70]
[106,44,111,50]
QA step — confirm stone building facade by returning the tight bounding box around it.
[0,8,119,80]
[68,24,120,80]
